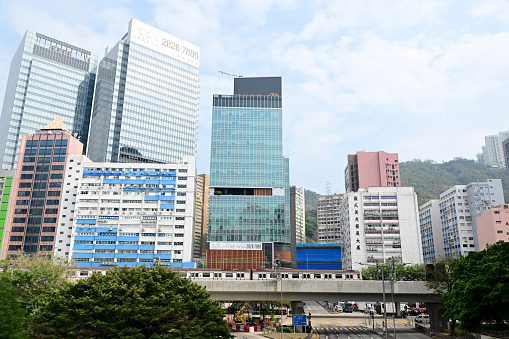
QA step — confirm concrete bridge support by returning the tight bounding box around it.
[425,302,448,332]
[291,301,305,332]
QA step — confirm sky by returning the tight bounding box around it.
[1,0,509,194]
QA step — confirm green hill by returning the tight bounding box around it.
[400,158,509,206]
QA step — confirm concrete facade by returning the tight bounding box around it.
[419,200,443,263]
[194,174,209,260]
[340,187,423,271]
[317,193,342,244]
[477,204,509,250]
[345,151,400,193]
[466,179,504,250]
[55,155,197,268]
[477,130,509,168]
[419,179,505,261]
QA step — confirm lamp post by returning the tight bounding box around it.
[358,261,388,339]
[276,254,283,339]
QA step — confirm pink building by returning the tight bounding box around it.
[477,204,509,251]
[345,151,400,192]
[1,118,83,259]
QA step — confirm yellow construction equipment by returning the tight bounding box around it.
[233,302,252,324]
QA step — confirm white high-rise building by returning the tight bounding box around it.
[54,155,197,269]
[477,131,509,168]
[340,187,423,271]
[420,179,505,261]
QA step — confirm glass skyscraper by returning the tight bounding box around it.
[207,77,290,269]
[0,31,97,170]
[87,19,200,164]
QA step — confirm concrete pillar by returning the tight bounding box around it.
[395,302,401,317]
[291,301,305,332]
[425,302,447,332]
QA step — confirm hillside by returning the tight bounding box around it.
[400,158,509,205]
[304,189,318,211]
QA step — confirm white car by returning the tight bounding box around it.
[415,314,429,323]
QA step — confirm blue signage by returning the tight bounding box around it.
[293,314,307,326]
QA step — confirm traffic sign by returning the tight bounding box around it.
[293,314,307,326]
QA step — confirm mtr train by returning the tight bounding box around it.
[74,267,362,281]
[178,268,362,281]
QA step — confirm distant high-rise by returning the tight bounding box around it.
[207,77,290,270]
[317,193,342,244]
[87,19,200,164]
[1,118,83,259]
[477,131,509,168]
[418,179,504,262]
[477,204,509,250]
[194,174,209,260]
[290,185,305,268]
[345,151,400,192]
[0,31,97,170]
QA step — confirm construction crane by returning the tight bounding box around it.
[219,70,243,77]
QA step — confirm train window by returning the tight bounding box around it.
[292,274,299,279]
[335,274,343,279]
[214,273,221,278]
[239,273,244,278]
[314,274,321,279]
[226,273,233,278]
[203,273,210,278]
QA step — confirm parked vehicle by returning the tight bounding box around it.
[343,302,354,313]
[415,314,429,323]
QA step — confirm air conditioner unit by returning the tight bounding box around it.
[118,228,123,231]
[142,228,146,232]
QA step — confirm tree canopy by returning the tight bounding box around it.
[361,262,425,281]
[29,265,233,338]
[442,241,509,330]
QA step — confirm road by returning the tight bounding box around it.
[310,313,430,339]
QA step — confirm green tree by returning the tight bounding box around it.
[424,257,460,336]
[361,263,424,281]
[0,279,27,339]
[30,265,233,338]
[305,209,317,242]
[0,254,74,312]
[442,242,509,331]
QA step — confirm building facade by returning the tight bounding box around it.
[345,151,400,193]
[296,244,342,270]
[476,131,509,168]
[55,155,196,267]
[207,77,290,270]
[419,179,504,261]
[0,31,97,170]
[476,204,509,250]
[0,171,16,253]
[290,186,305,268]
[87,19,200,164]
[340,187,423,271]
[466,179,504,251]
[419,200,443,263]
[1,119,83,259]
[194,174,209,260]
[317,193,342,244]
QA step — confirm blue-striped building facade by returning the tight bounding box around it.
[56,155,196,268]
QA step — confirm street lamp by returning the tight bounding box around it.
[276,254,283,339]
[358,261,388,339]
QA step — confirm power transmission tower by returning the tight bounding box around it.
[325,181,332,195]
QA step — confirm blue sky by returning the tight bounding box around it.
[1,0,509,194]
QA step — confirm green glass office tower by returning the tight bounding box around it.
[87,19,200,164]
[0,31,97,170]
[207,77,290,269]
